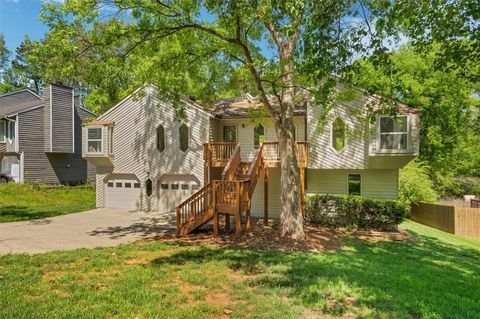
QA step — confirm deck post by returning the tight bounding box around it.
[213,182,218,236]
[300,167,305,217]
[176,207,181,237]
[236,182,243,238]
[246,181,251,233]
[264,167,269,225]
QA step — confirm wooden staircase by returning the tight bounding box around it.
[176,141,307,237]
[176,143,262,237]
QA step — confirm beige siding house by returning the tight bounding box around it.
[84,84,419,225]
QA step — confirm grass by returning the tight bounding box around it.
[1,221,479,319]
[0,183,95,223]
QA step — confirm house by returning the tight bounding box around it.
[0,84,96,184]
[83,84,419,235]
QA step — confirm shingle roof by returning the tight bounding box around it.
[211,97,306,118]
[0,89,44,117]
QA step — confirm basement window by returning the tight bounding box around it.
[87,127,103,153]
[348,174,361,196]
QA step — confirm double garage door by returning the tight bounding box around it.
[105,177,141,209]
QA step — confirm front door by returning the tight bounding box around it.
[223,125,237,142]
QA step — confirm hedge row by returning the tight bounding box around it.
[304,194,409,230]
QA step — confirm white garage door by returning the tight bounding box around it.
[158,175,200,212]
[105,177,141,209]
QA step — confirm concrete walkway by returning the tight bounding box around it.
[0,208,176,255]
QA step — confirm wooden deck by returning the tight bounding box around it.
[177,141,308,237]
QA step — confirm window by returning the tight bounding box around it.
[0,120,5,142]
[181,184,189,190]
[116,182,122,188]
[171,184,179,190]
[348,174,361,196]
[179,123,189,152]
[160,184,169,190]
[192,184,199,190]
[378,116,408,150]
[223,125,237,142]
[146,178,153,196]
[332,118,346,152]
[134,183,141,189]
[107,182,114,187]
[87,127,103,153]
[254,124,265,149]
[125,183,132,188]
[157,125,165,152]
[5,121,15,141]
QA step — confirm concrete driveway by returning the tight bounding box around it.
[0,208,176,255]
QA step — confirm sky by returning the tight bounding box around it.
[0,0,54,53]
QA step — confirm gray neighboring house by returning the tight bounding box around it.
[0,84,96,184]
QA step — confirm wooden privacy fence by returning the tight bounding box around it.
[411,203,480,238]
[472,198,480,208]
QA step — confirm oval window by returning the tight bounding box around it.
[145,178,153,197]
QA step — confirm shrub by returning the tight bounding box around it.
[437,176,480,198]
[399,160,437,205]
[305,194,409,230]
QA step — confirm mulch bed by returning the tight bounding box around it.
[151,217,414,253]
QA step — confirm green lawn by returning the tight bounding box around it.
[0,183,95,223]
[1,221,479,319]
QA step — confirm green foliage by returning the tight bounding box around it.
[0,34,10,72]
[399,160,437,205]
[352,44,480,182]
[305,194,409,230]
[436,176,480,198]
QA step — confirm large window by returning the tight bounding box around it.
[7,121,14,140]
[157,125,165,152]
[378,116,408,150]
[254,124,265,149]
[348,174,361,196]
[223,125,237,142]
[0,120,5,142]
[331,118,346,152]
[87,127,103,153]
[179,123,189,152]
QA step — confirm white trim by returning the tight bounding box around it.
[0,120,5,143]
[19,152,24,183]
[86,125,104,154]
[14,116,19,152]
[376,114,410,153]
[49,84,53,152]
[72,89,75,153]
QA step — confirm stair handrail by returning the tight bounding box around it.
[176,181,215,235]
[221,142,241,181]
[246,143,264,197]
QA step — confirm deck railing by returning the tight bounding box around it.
[203,142,238,165]
[221,143,241,180]
[262,141,308,167]
[247,143,263,197]
[176,181,215,234]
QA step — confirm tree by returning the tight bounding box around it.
[34,0,479,238]
[352,44,480,187]
[0,34,16,95]
[10,35,44,94]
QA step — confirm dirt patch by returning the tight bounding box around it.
[150,217,413,253]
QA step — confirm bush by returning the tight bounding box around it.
[399,160,437,205]
[437,176,480,198]
[305,194,409,230]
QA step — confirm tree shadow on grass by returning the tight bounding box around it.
[0,205,55,222]
[151,233,480,318]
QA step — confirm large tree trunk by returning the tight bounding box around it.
[274,94,305,239]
